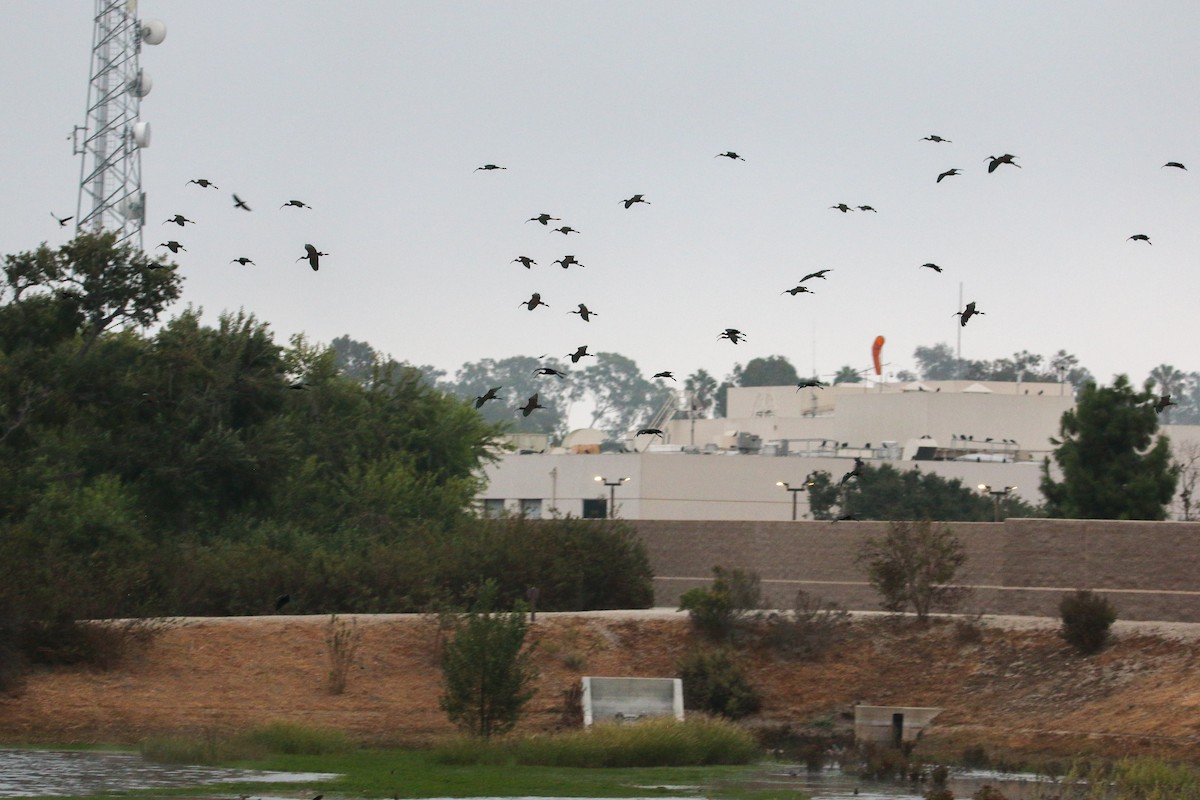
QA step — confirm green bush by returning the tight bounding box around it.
[678,567,763,642]
[1059,589,1116,654]
[141,721,350,764]
[764,590,850,659]
[678,648,761,719]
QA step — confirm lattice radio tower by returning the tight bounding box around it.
[72,1,166,252]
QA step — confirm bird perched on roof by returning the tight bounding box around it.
[922,134,952,143]
[157,241,186,253]
[857,205,877,212]
[513,256,536,269]
[783,285,814,295]
[797,379,827,390]
[920,262,943,272]
[232,193,251,211]
[719,328,747,344]
[569,303,596,321]
[1163,162,1187,170]
[800,269,833,282]
[281,199,312,209]
[554,255,584,269]
[637,428,665,438]
[986,154,1020,172]
[520,292,549,310]
[1128,234,1152,244]
[533,367,567,379]
[475,164,506,171]
[936,168,961,183]
[553,226,580,235]
[163,214,194,226]
[652,371,676,381]
[298,244,326,271]
[51,212,73,227]
[840,457,865,486]
[566,345,594,364]
[474,387,502,408]
[187,178,218,188]
[715,151,745,160]
[955,300,984,326]
[830,203,853,212]
[527,213,560,225]
[1154,394,1177,414]
[231,257,255,266]
[519,393,544,416]
[621,194,650,209]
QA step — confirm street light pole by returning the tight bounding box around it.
[978,484,1017,522]
[595,475,629,519]
[776,478,816,521]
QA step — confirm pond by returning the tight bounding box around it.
[0,748,337,798]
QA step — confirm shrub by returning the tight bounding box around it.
[678,566,763,642]
[856,520,969,620]
[764,590,850,659]
[325,614,362,694]
[141,721,351,764]
[1059,589,1116,654]
[677,648,761,719]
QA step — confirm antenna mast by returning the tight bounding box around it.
[73,1,166,251]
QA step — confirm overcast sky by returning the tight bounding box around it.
[4,1,1199,393]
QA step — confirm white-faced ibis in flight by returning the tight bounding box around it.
[569,303,596,321]
[858,205,877,212]
[1128,234,1152,244]
[566,345,593,364]
[475,164,506,171]
[936,168,961,183]
[922,134,952,143]
[520,292,549,310]
[298,244,326,271]
[783,285,813,296]
[281,200,312,209]
[527,213,560,225]
[231,257,255,266]
[920,263,943,272]
[232,193,251,211]
[519,393,544,417]
[955,301,984,326]
[475,387,502,408]
[719,328,747,344]
[621,194,650,209]
[830,203,853,213]
[554,255,584,269]
[554,226,580,235]
[796,379,827,390]
[164,214,194,226]
[715,151,745,160]
[840,457,865,485]
[637,428,664,438]
[653,371,676,381]
[187,178,218,188]
[1163,162,1187,170]
[157,241,186,253]
[513,256,536,269]
[51,212,73,227]
[986,154,1020,172]
[800,269,832,282]
[1154,394,1177,414]
[533,367,567,379]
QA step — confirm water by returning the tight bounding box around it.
[752,765,1063,800]
[0,748,337,798]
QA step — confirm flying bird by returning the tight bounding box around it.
[519,393,544,417]
[51,212,73,227]
[520,292,549,310]
[652,371,676,381]
[857,205,877,212]
[553,226,580,235]
[782,285,814,296]
[920,262,943,272]
[621,194,650,208]
[553,255,584,269]
[800,269,832,282]
[232,193,251,211]
[1154,395,1177,414]
[637,428,665,438]
[163,214,194,226]
[1162,162,1187,170]
[298,244,326,271]
[230,257,255,266]
[840,457,865,486]
[157,241,186,253]
[830,203,853,213]
[274,594,290,611]
[569,303,596,321]
[566,345,593,363]
[513,256,536,269]
[936,168,961,183]
[796,379,827,390]
[533,367,567,379]
[955,300,984,326]
[281,199,312,209]
[718,328,747,344]
[474,387,502,408]
[921,135,952,143]
[475,164,506,171]
[526,213,560,225]
[186,178,218,188]
[1128,234,1152,244]
[715,151,745,160]
[986,154,1020,172]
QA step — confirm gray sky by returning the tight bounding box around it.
[4,1,1199,392]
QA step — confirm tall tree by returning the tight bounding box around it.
[684,368,718,418]
[571,352,674,437]
[734,355,800,387]
[1146,364,1186,424]
[451,355,573,441]
[1040,376,1178,519]
[833,365,864,384]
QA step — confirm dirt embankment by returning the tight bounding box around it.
[3,611,1200,763]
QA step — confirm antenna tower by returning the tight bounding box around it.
[72,1,166,251]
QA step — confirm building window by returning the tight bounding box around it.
[582,498,607,519]
[520,498,542,519]
[482,498,505,518]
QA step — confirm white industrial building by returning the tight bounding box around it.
[477,380,1200,521]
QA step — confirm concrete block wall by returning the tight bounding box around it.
[632,518,1200,622]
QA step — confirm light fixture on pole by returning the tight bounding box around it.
[978,484,1017,522]
[776,477,816,521]
[595,475,630,519]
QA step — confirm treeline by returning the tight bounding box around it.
[0,234,653,675]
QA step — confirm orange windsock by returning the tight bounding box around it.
[872,335,885,376]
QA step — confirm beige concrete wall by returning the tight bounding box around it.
[633,518,1200,622]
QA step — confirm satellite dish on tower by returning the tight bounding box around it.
[140,19,166,45]
[132,121,151,147]
[128,69,152,97]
